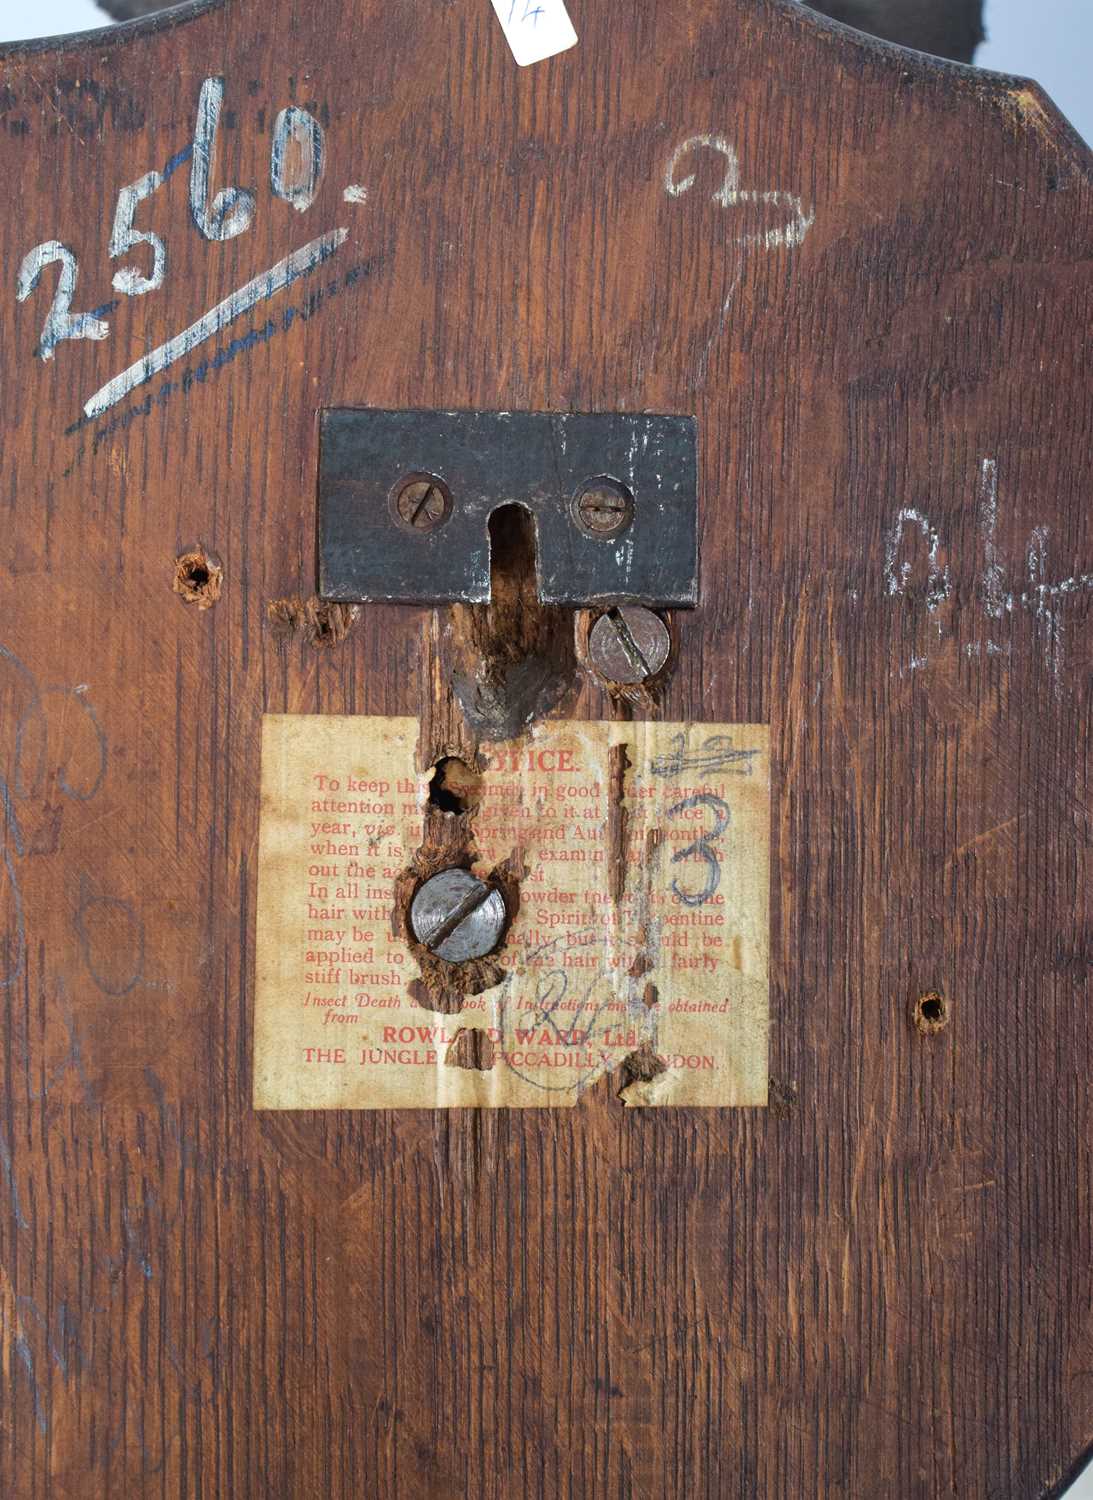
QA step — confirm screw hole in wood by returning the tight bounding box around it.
[173,547,222,609]
[428,757,483,815]
[913,991,950,1035]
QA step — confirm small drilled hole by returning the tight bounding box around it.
[173,549,222,609]
[913,991,949,1035]
[428,757,482,815]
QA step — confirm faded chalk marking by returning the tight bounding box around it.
[17,241,110,361]
[189,76,256,242]
[62,256,378,469]
[1026,527,1062,683]
[1021,526,1093,691]
[109,170,167,296]
[979,458,1013,620]
[694,269,741,385]
[21,73,356,376]
[665,133,811,378]
[887,463,1093,686]
[82,228,348,419]
[665,134,814,249]
[270,107,325,212]
[883,507,951,610]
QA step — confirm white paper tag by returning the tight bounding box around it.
[490,0,578,66]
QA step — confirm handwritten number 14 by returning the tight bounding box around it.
[508,0,546,24]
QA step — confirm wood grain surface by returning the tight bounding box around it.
[1,0,1091,1494]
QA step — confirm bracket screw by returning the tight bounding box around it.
[393,474,452,532]
[410,867,507,962]
[574,477,634,538]
[588,606,671,684]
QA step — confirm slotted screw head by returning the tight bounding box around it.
[410,867,507,962]
[588,606,671,685]
[574,477,634,538]
[393,474,451,532]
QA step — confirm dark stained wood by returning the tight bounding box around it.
[95,0,988,66]
[1,1,1091,1494]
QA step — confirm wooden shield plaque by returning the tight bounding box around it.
[1,0,1091,1493]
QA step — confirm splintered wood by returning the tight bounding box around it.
[254,716,769,1107]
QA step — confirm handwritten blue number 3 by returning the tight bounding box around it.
[668,793,731,908]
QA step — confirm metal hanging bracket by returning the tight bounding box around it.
[317,407,698,607]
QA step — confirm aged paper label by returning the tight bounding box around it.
[488,0,578,67]
[254,717,769,1108]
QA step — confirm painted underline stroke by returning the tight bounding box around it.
[82,227,349,420]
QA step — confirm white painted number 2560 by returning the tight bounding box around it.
[16,77,326,363]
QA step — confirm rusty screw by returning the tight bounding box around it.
[393,474,451,533]
[574,477,634,538]
[588,606,671,685]
[410,868,507,963]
